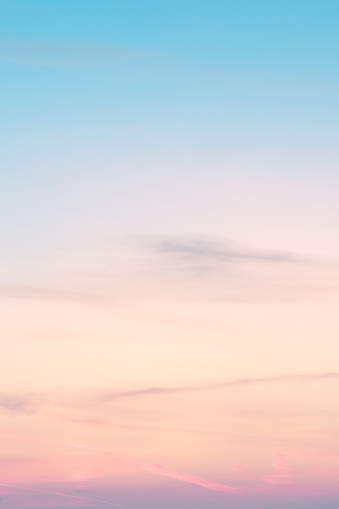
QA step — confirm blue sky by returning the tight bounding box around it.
[0,0,338,279]
[1,0,338,169]
[2,2,338,158]
[1,0,339,277]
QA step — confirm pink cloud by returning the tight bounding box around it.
[143,463,243,493]
[264,454,294,485]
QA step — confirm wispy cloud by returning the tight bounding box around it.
[143,463,243,493]
[264,454,294,485]
[2,373,337,416]
[0,482,122,506]
[2,237,339,305]
[0,284,100,303]
[0,429,243,495]
[142,236,301,264]
[0,393,44,413]
[118,235,339,301]
[99,372,339,402]
[0,40,145,67]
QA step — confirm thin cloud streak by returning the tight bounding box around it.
[2,237,339,305]
[0,284,100,303]
[1,373,338,415]
[143,463,243,494]
[0,483,122,506]
[120,236,339,300]
[100,372,339,402]
[144,236,302,264]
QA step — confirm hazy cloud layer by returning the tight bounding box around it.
[2,237,339,304]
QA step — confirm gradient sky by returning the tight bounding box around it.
[1,1,339,508]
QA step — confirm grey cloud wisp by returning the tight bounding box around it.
[99,372,339,402]
[139,236,302,264]
[0,393,44,413]
[2,373,338,414]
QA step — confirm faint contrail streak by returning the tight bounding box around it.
[0,483,122,506]
[0,427,104,452]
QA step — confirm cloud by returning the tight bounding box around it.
[264,454,294,485]
[1,373,338,416]
[0,483,122,506]
[0,429,242,495]
[143,236,301,264]
[0,284,99,303]
[0,393,44,413]
[143,463,243,494]
[0,40,145,67]
[47,413,150,432]
[120,235,339,301]
[2,237,338,305]
[99,372,339,402]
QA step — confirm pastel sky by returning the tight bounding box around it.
[1,1,339,508]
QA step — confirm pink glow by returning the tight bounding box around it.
[0,427,242,494]
[264,454,294,485]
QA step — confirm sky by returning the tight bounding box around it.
[1,0,339,508]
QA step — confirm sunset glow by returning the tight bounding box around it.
[1,1,339,508]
